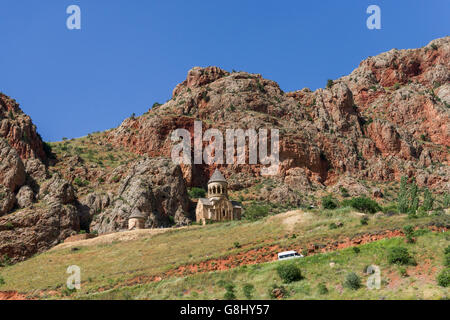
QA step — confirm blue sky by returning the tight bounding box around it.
[0,0,448,142]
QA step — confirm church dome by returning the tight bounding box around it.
[208,169,227,184]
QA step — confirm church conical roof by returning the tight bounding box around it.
[208,169,227,184]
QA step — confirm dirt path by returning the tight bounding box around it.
[52,226,191,251]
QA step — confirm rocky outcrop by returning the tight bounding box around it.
[106,37,449,194]
[0,186,15,216]
[0,93,47,161]
[39,173,76,205]
[0,202,80,262]
[90,157,191,234]
[0,138,26,193]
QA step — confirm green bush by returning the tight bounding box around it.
[224,283,236,300]
[387,247,416,265]
[444,253,450,267]
[242,283,255,299]
[317,283,328,295]
[276,263,303,283]
[321,195,339,210]
[403,225,415,243]
[422,188,434,211]
[234,242,241,249]
[243,204,269,221]
[436,268,450,287]
[188,187,206,199]
[398,267,408,277]
[360,216,369,225]
[74,178,89,187]
[339,187,350,198]
[382,203,399,215]
[326,79,334,89]
[0,276,5,286]
[344,272,361,290]
[353,247,360,254]
[343,197,381,213]
[329,223,338,230]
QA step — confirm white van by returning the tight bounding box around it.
[277,250,304,261]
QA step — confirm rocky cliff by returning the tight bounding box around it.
[0,37,448,262]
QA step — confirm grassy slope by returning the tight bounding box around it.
[82,232,450,300]
[0,208,448,299]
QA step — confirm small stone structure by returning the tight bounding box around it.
[195,169,242,223]
[128,211,146,230]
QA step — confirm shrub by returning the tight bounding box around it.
[445,245,450,255]
[256,80,266,93]
[408,182,419,216]
[0,276,5,286]
[398,267,408,277]
[345,197,381,213]
[276,263,303,283]
[360,216,369,225]
[436,268,450,287]
[403,225,415,243]
[326,79,334,89]
[224,283,236,300]
[344,272,361,290]
[382,203,399,215]
[242,283,254,299]
[188,187,206,199]
[353,247,360,254]
[387,247,416,265]
[443,193,450,208]
[422,188,434,211]
[243,204,269,221]
[339,187,349,198]
[321,195,339,210]
[398,176,409,213]
[317,283,328,295]
[234,242,241,249]
[444,254,450,267]
[329,223,338,230]
[74,178,89,187]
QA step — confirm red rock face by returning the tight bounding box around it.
[106,37,449,191]
[0,94,47,161]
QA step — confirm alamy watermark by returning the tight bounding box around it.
[66,265,81,290]
[367,5,381,30]
[171,121,280,176]
[66,5,81,30]
[366,265,381,290]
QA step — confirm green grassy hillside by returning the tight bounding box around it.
[0,208,448,300]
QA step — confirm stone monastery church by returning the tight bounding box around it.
[195,169,242,223]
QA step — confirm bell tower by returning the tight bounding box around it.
[207,169,228,200]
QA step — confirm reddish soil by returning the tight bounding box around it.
[0,291,28,300]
